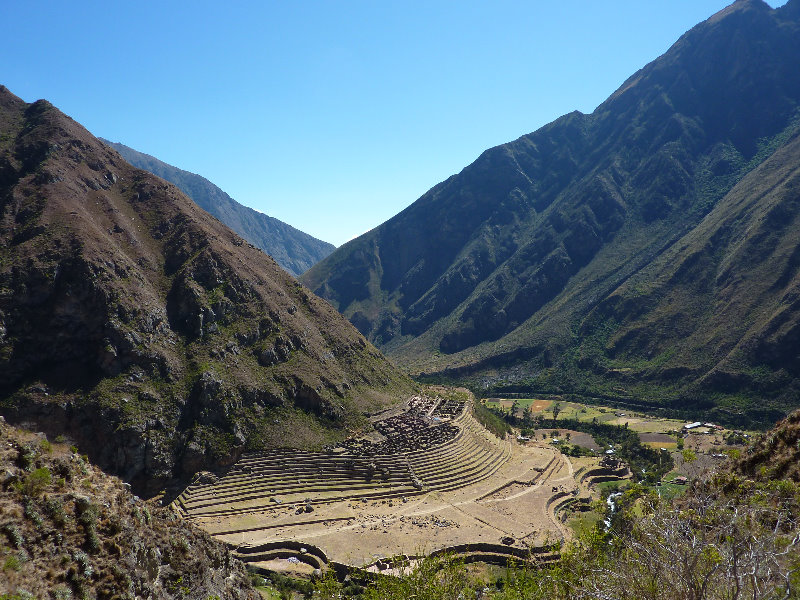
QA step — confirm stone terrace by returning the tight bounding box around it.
[174,395,599,571]
[174,397,507,519]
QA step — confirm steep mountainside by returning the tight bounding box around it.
[0,86,414,495]
[101,140,335,276]
[0,418,257,599]
[302,0,800,426]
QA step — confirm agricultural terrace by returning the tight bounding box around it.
[173,391,630,576]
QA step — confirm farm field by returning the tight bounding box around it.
[485,398,724,435]
[486,397,750,487]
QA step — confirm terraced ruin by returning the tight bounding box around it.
[175,394,628,573]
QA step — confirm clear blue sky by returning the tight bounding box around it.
[1,1,787,246]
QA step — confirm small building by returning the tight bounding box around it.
[683,422,703,430]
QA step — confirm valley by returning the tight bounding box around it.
[2,0,800,597]
[172,389,744,580]
[301,0,800,424]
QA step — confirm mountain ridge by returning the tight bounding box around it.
[101,139,335,276]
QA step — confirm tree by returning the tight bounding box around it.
[571,490,800,600]
[552,401,562,420]
[682,447,701,480]
[522,406,532,427]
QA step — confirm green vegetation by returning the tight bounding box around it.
[17,468,51,497]
[249,570,314,599]
[502,405,674,482]
[567,511,604,538]
[473,401,512,439]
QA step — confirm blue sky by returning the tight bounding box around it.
[1,1,788,246]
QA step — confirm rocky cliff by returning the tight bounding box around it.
[0,418,258,599]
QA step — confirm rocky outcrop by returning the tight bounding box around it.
[0,419,258,599]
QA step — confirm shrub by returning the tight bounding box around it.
[19,467,51,497]
[51,585,72,599]
[15,444,37,471]
[85,528,100,554]
[2,554,22,572]
[73,550,92,578]
[3,524,24,548]
[23,499,43,527]
[45,497,68,528]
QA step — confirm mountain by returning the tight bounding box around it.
[101,140,335,276]
[0,418,258,599]
[0,85,414,495]
[302,0,800,426]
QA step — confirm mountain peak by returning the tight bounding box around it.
[778,0,800,18]
[708,0,771,23]
[0,85,25,110]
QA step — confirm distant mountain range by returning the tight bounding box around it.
[101,140,335,276]
[302,0,800,426]
[0,86,412,494]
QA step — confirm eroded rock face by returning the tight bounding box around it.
[0,86,415,495]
